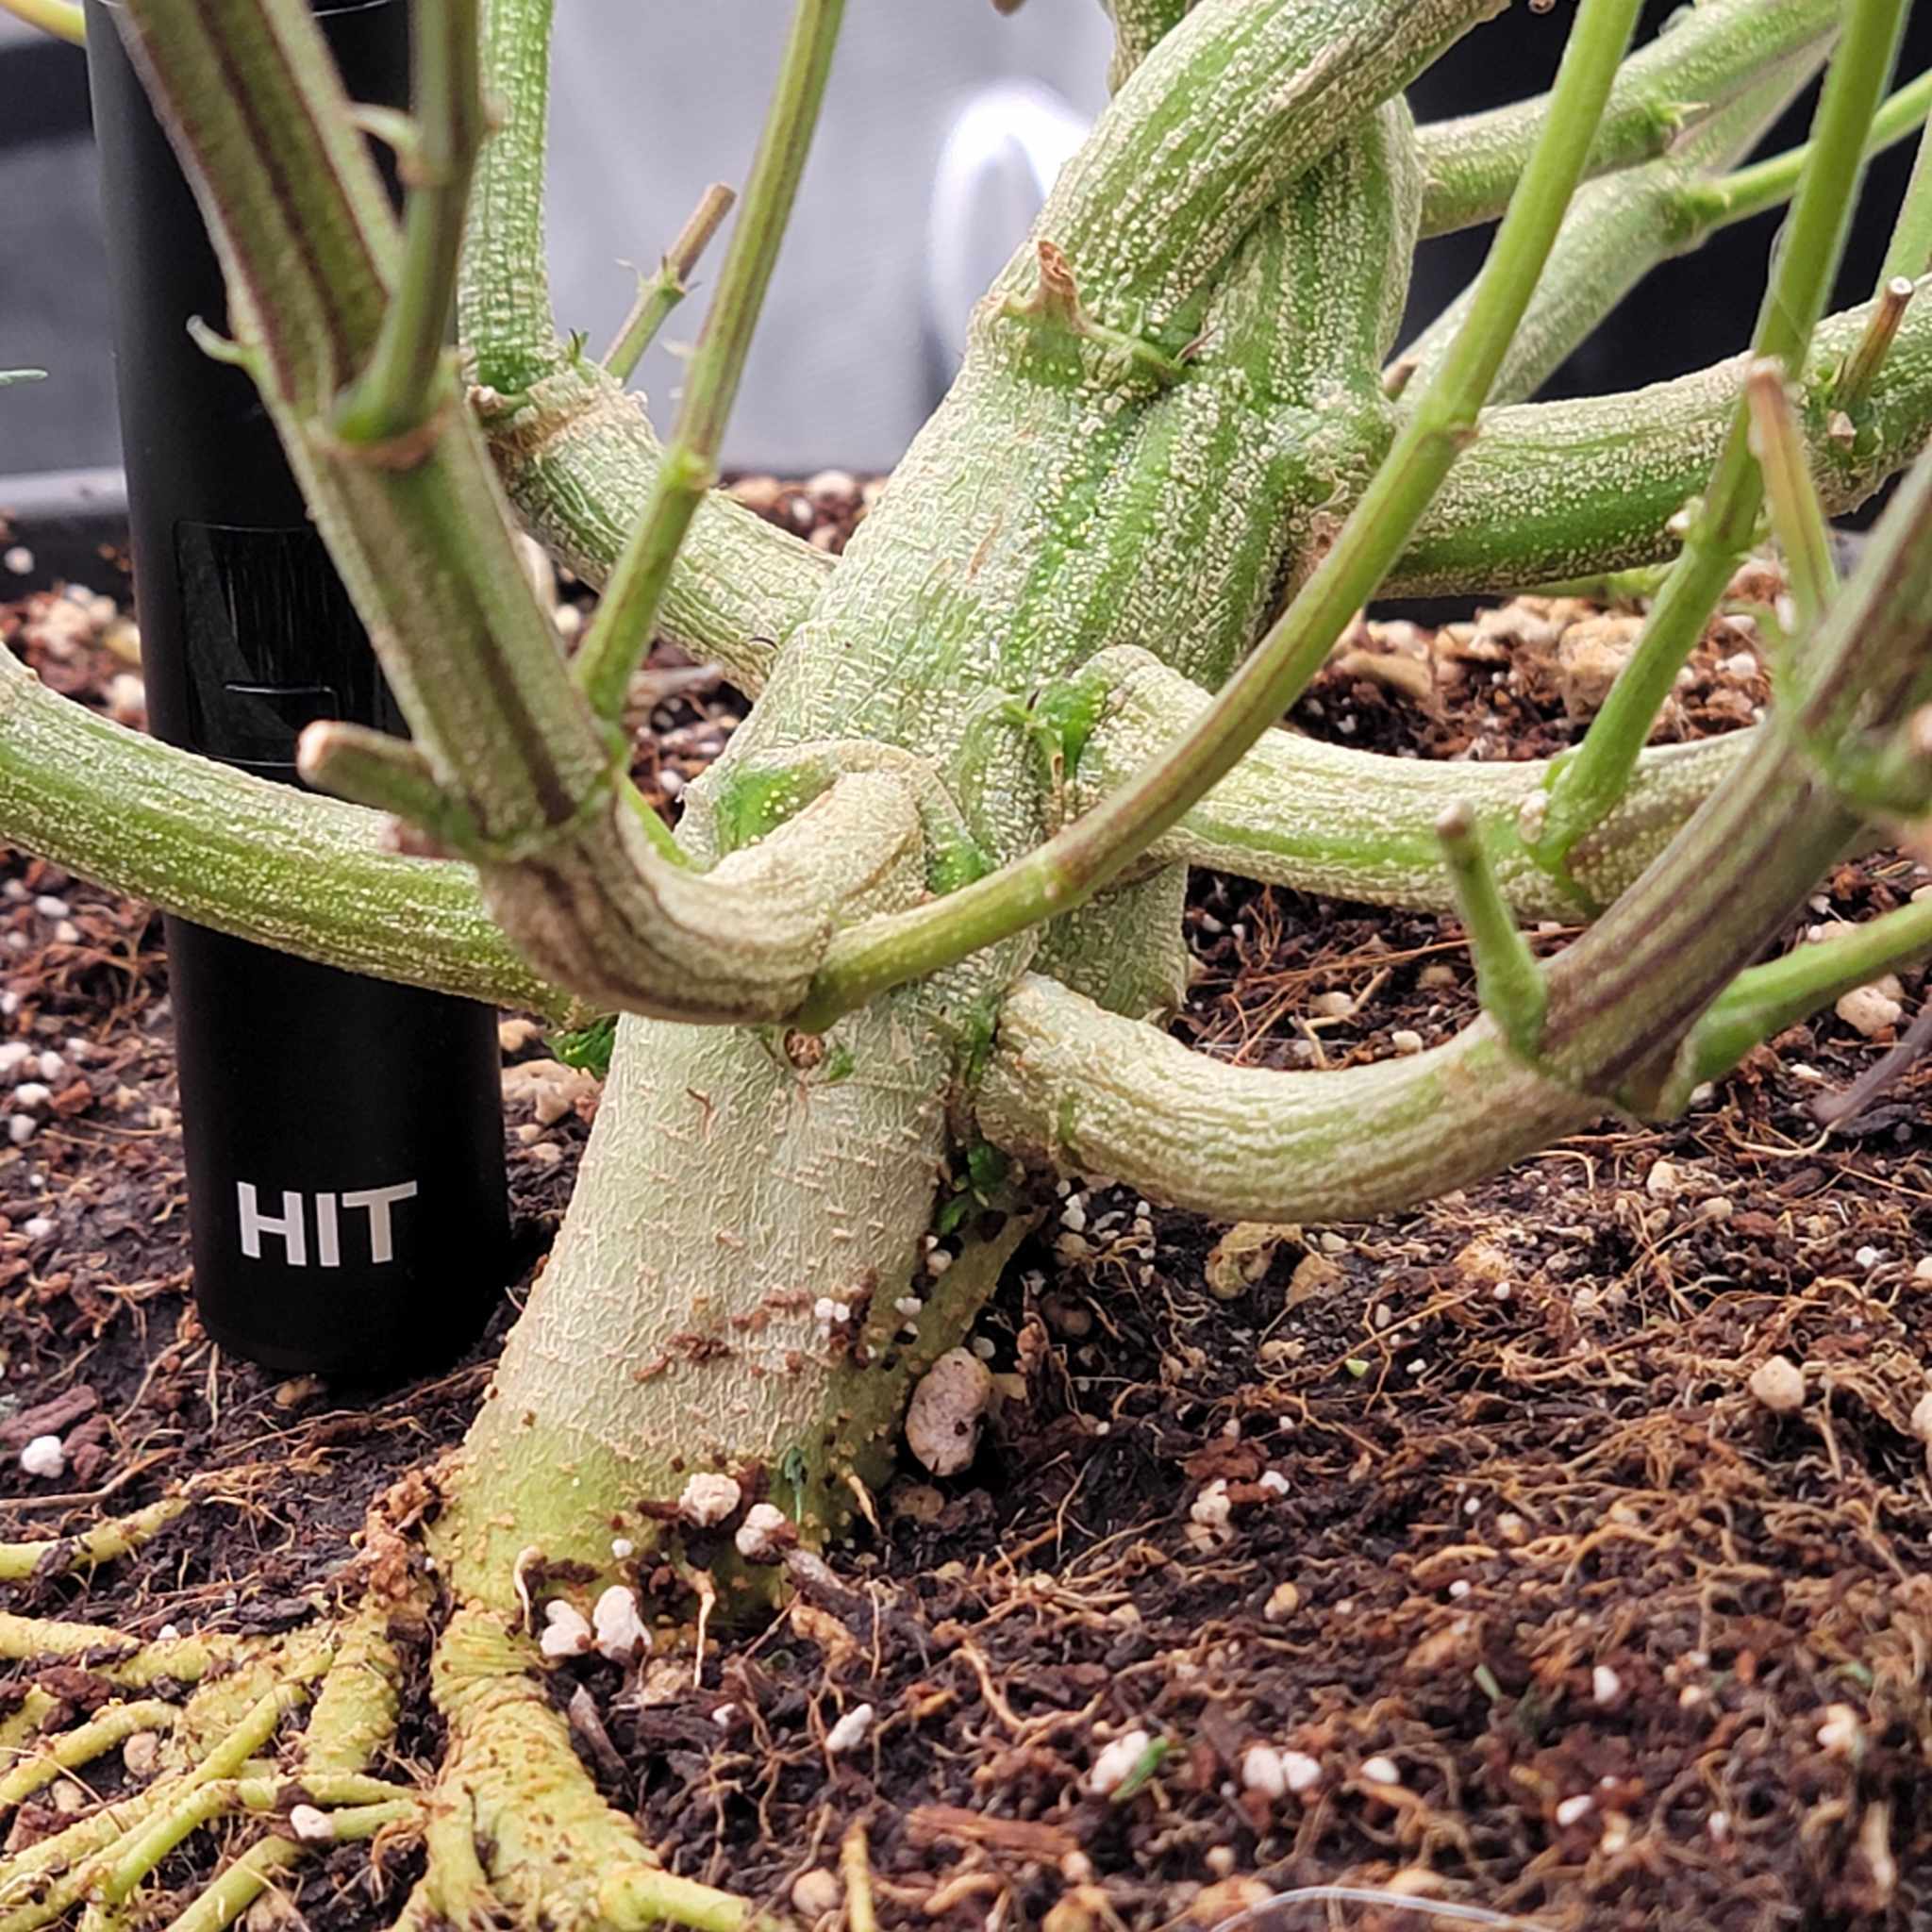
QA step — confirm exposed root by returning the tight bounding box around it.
[0,1613,240,1688]
[0,1702,177,1811]
[0,1501,191,1586]
[421,1606,771,1932]
[0,1575,411,1932]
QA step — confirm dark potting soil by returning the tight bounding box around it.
[0,482,1930,1930]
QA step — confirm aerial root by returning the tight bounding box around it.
[424,1605,773,1932]
[0,1500,192,1587]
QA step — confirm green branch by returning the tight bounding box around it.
[462,0,559,395]
[1685,62,1932,230]
[0,652,573,1020]
[1399,51,1822,407]
[603,182,737,384]
[1534,0,1909,876]
[792,0,1646,1030]
[981,441,1932,1224]
[462,0,829,692]
[574,0,844,724]
[1674,895,1932,1101]
[1415,0,1838,237]
[1435,801,1547,1057]
[1069,645,1747,920]
[1390,286,1932,596]
[1021,0,1505,348]
[333,0,483,446]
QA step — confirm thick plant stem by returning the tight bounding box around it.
[115,0,934,1024]
[983,446,1932,1223]
[463,0,559,396]
[1534,0,1909,876]
[1399,56,1824,408]
[1069,645,1745,919]
[1015,0,1503,347]
[1414,0,1838,237]
[1391,287,1932,595]
[793,0,1645,1030]
[463,0,827,690]
[574,0,845,724]
[0,648,573,1019]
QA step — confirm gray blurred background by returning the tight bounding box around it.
[0,2,1113,477]
[4,3,1931,482]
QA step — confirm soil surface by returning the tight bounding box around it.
[2,484,1931,1932]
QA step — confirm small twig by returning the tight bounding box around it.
[575,0,845,723]
[1435,801,1547,1058]
[603,183,738,383]
[1834,275,1917,416]
[1746,358,1838,631]
[1813,998,1932,1127]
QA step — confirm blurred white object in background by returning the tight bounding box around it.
[545,1,1109,473]
[924,79,1091,373]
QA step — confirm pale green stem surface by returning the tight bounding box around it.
[794,0,1646,1030]
[1690,63,1932,228]
[1536,0,1909,874]
[1415,0,1838,236]
[1391,285,1932,595]
[334,0,482,444]
[1400,55,1824,407]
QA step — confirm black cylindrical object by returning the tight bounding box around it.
[86,1,509,1377]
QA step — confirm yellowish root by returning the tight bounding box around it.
[420,1606,772,1932]
[0,1501,190,1586]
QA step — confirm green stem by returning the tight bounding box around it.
[603,182,737,383]
[1535,0,1909,874]
[574,0,843,723]
[1072,645,1752,919]
[1391,284,1932,596]
[792,0,1646,1030]
[1689,62,1932,228]
[1435,801,1547,1056]
[334,0,483,445]
[1882,116,1932,280]
[1746,358,1837,630]
[1678,893,1932,1095]
[1399,51,1821,407]
[0,651,573,1019]
[1415,0,1838,237]
[0,0,81,41]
